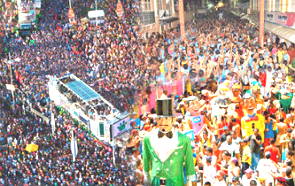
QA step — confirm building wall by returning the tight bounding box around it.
[251,0,295,12]
[140,0,197,35]
[287,0,295,12]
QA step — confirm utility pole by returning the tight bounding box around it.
[179,0,186,41]
[112,140,116,166]
[153,0,160,33]
[95,0,98,26]
[259,0,264,47]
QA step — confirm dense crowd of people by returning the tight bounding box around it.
[3,0,146,112]
[0,0,295,185]
[127,12,295,186]
[0,94,136,185]
[0,0,144,185]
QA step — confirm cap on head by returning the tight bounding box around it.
[245,168,253,174]
[265,151,271,158]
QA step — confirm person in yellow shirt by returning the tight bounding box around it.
[240,138,251,174]
[201,129,212,148]
[277,48,284,64]
[241,93,265,142]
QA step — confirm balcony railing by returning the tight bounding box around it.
[140,11,155,25]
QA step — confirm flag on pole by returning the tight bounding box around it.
[51,113,55,135]
[71,130,78,162]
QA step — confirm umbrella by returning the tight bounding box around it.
[25,144,39,153]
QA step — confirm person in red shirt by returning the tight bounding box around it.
[217,116,230,137]
[259,70,267,87]
[264,139,281,163]
[268,101,277,115]
[287,44,295,62]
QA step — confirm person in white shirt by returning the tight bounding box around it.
[218,12,223,20]
[265,66,273,98]
[201,147,217,166]
[219,135,240,158]
[241,168,255,186]
[213,171,227,186]
[203,156,217,184]
[257,151,278,186]
[232,130,242,145]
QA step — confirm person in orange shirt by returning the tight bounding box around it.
[230,83,244,123]
[231,84,242,104]
[252,85,264,114]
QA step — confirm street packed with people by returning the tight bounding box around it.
[126,12,295,186]
[0,0,295,185]
[0,0,142,185]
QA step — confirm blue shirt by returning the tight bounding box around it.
[265,121,275,138]
[248,57,254,69]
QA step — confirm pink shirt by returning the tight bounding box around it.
[272,48,278,56]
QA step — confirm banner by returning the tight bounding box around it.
[189,115,204,135]
[51,113,55,135]
[265,11,295,29]
[111,116,131,138]
[71,130,78,162]
[31,108,49,123]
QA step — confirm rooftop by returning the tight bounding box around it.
[65,80,100,102]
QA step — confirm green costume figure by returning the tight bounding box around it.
[275,92,293,113]
[142,128,196,186]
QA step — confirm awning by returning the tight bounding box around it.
[238,12,295,44]
[264,22,295,44]
[160,16,178,25]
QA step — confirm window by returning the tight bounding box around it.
[141,0,151,11]
[140,11,155,25]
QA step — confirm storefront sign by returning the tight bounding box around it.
[265,11,295,29]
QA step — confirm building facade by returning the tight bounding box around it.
[139,0,178,34]
[248,0,295,43]
[250,0,295,12]
[139,0,198,35]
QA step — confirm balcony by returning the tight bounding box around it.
[140,11,155,25]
